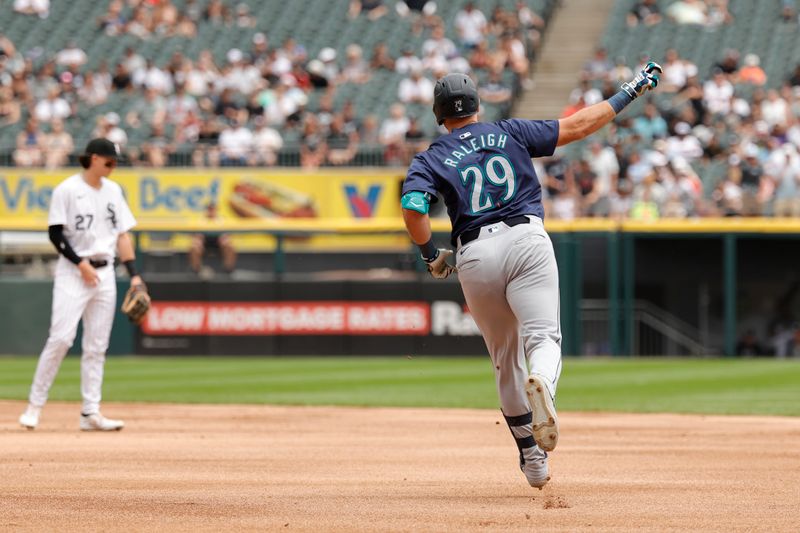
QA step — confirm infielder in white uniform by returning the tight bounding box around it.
[19,138,141,431]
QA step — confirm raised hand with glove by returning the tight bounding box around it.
[621,61,662,97]
[609,60,662,113]
[556,60,662,145]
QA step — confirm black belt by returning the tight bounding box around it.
[458,215,532,246]
[89,259,109,268]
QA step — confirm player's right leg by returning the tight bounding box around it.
[503,219,562,452]
[78,267,123,431]
[457,234,549,488]
[21,267,92,429]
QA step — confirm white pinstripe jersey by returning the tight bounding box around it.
[48,173,136,260]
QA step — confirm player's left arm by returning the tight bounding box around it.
[402,205,433,249]
[117,232,143,287]
[402,199,457,280]
[557,61,661,146]
[401,156,456,279]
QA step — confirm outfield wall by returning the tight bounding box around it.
[3,236,799,358]
[0,279,134,356]
[0,278,483,356]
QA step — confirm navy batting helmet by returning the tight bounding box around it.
[432,73,479,125]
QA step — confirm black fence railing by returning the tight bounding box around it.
[0,145,400,168]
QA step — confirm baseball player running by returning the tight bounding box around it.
[402,64,661,487]
[19,138,142,431]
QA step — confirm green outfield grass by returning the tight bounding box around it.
[0,356,798,416]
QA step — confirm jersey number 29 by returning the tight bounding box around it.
[458,155,517,213]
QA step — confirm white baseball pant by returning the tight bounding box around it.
[456,216,562,418]
[28,257,117,414]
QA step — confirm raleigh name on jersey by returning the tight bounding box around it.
[48,174,137,260]
[403,119,560,244]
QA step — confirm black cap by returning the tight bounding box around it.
[83,138,120,158]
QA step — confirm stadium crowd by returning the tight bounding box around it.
[542,0,800,220]
[3,0,800,219]
[1,0,541,169]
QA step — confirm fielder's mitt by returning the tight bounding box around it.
[122,283,151,325]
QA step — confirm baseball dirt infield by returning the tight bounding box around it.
[1,401,798,532]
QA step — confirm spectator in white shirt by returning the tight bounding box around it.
[570,78,603,106]
[34,87,71,123]
[184,63,211,96]
[134,60,174,94]
[398,69,434,104]
[422,25,456,58]
[587,141,620,201]
[122,47,147,79]
[608,56,633,84]
[219,118,254,166]
[223,49,261,95]
[768,143,800,217]
[186,51,220,96]
[55,41,87,67]
[703,68,733,115]
[265,81,298,126]
[761,89,790,128]
[380,103,410,145]
[422,47,448,74]
[13,0,49,18]
[340,44,371,84]
[396,48,423,74]
[666,122,703,162]
[87,113,128,158]
[454,2,487,48]
[447,52,472,74]
[660,48,698,92]
[252,116,284,166]
[667,0,707,25]
[97,112,128,149]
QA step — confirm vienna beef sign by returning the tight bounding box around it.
[143,301,480,337]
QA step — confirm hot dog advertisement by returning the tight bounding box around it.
[229,180,317,219]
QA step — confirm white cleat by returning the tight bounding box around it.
[80,413,125,431]
[19,405,42,430]
[521,445,550,489]
[526,374,559,452]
